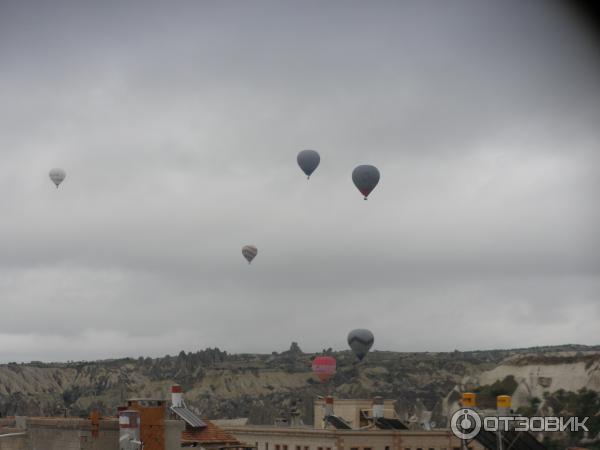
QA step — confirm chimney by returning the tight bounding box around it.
[119,410,141,450]
[171,384,183,408]
[288,400,303,427]
[125,398,167,450]
[372,396,384,418]
[290,409,302,427]
[324,396,334,417]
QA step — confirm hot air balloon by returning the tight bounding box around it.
[242,245,258,264]
[311,356,336,382]
[49,168,66,189]
[352,165,380,200]
[347,329,374,361]
[297,150,320,179]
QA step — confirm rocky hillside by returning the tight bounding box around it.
[1,343,600,447]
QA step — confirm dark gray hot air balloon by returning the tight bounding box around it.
[297,150,320,179]
[347,329,374,361]
[49,168,66,189]
[352,165,380,200]
[242,245,258,264]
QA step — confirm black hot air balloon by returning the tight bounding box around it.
[352,165,380,200]
[297,150,320,179]
[347,329,374,361]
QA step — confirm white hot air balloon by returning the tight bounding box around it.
[242,245,258,264]
[49,168,66,189]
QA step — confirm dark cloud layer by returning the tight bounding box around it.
[0,0,598,362]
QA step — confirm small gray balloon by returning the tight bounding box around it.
[352,165,380,200]
[242,245,258,264]
[49,168,66,188]
[297,150,320,179]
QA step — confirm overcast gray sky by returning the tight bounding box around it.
[0,0,599,362]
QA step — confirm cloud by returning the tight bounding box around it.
[0,0,598,362]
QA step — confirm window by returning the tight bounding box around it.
[296,446,301,450]
[351,447,359,450]
[364,447,372,450]
[276,445,280,450]
[429,447,435,450]
[265,444,268,450]
[385,447,390,450]
[283,446,288,450]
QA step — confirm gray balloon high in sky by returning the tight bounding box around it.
[352,165,380,200]
[297,150,320,179]
[347,329,374,361]
[49,168,66,189]
[242,245,258,264]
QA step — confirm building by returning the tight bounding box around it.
[225,424,483,450]
[0,391,547,450]
[0,413,184,450]
[0,386,252,450]
[221,397,486,450]
[221,395,549,450]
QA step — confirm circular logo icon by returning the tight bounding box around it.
[450,408,482,440]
